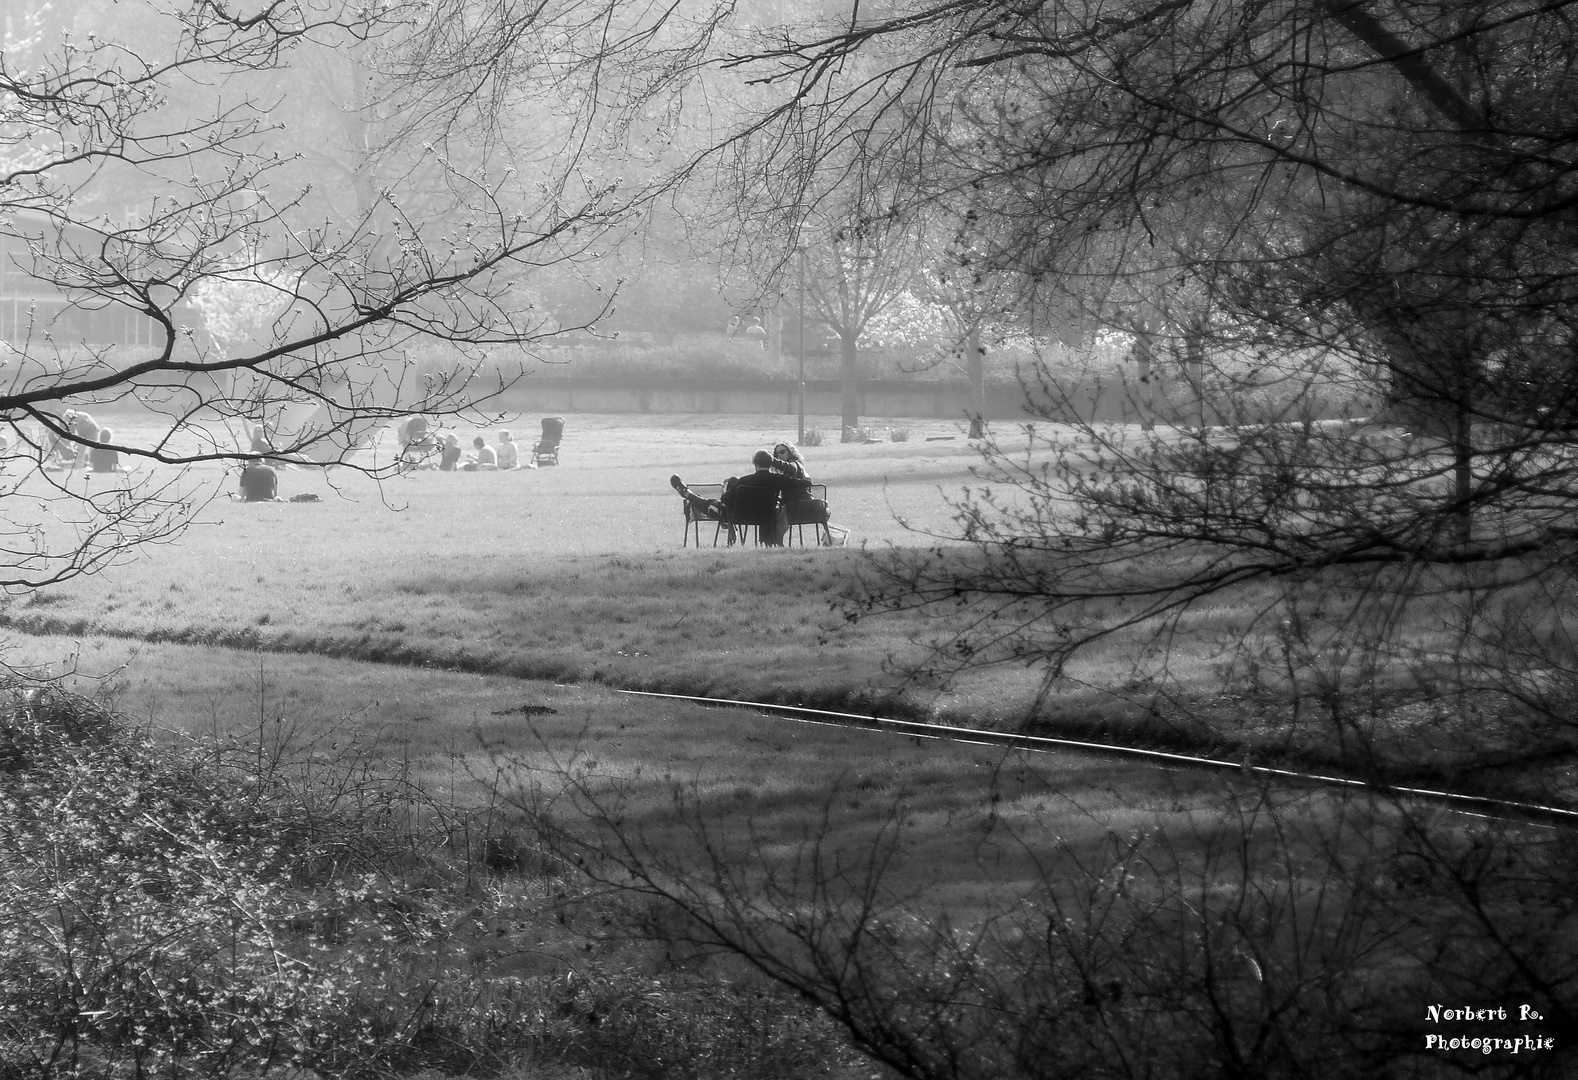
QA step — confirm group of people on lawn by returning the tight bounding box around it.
[27,409,542,503]
[34,409,131,475]
[394,417,529,473]
[26,412,834,540]
[236,419,531,502]
[671,443,833,546]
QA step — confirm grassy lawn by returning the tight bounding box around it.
[1,633,1266,924]
[2,412,1558,1077]
[4,410,1529,780]
[1,411,1070,717]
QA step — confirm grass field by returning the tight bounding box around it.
[6,409,1556,1078]
[1,411,1079,715]
[0,410,1274,917]
[1,630,1277,926]
[4,409,1499,767]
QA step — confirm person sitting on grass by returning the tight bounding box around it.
[496,430,519,470]
[88,428,129,473]
[463,436,497,471]
[65,409,100,469]
[438,433,463,471]
[238,456,280,502]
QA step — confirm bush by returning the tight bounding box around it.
[0,684,864,1080]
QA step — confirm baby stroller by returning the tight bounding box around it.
[396,416,438,471]
[531,416,564,467]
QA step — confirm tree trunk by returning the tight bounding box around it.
[1184,320,1206,430]
[840,332,860,438]
[1131,327,1157,432]
[966,324,985,439]
[1453,397,1474,551]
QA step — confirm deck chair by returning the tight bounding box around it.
[717,485,783,547]
[680,483,725,547]
[531,416,564,467]
[783,484,831,547]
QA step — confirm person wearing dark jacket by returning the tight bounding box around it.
[89,428,126,473]
[770,442,808,480]
[238,457,279,502]
[771,442,831,540]
[672,450,816,546]
[724,450,813,545]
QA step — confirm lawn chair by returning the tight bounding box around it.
[783,484,831,547]
[717,485,784,547]
[680,483,725,547]
[531,416,564,467]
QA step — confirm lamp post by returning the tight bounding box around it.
[797,245,807,446]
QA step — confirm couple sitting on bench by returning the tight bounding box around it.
[672,447,828,546]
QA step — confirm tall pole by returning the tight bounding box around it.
[797,246,807,445]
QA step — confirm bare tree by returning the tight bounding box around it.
[0,0,707,587]
[906,212,1034,439]
[479,6,1578,1072]
[798,212,921,436]
[667,1,1578,763]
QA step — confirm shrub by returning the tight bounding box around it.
[0,684,863,1080]
[889,426,911,442]
[800,427,825,447]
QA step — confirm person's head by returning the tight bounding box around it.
[498,430,512,443]
[752,449,774,470]
[773,442,800,462]
[473,436,486,449]
[98,428,111,441]
[445,434,458,446]
[246,455,263,466]
[252,424,265,439]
